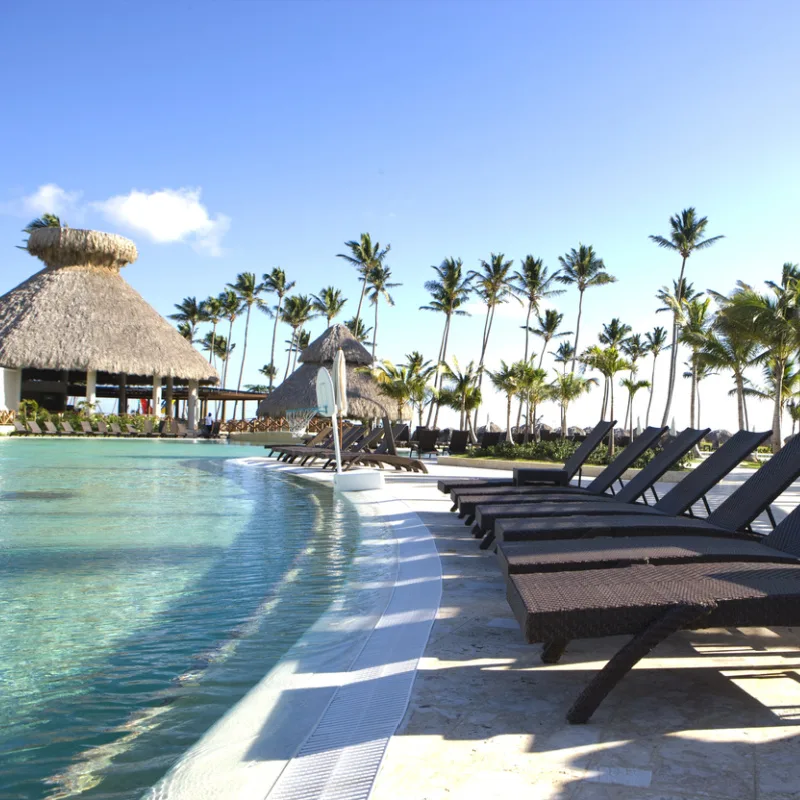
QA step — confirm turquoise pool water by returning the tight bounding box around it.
[0,438,361,799]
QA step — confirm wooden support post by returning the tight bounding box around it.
[119,374,127,415]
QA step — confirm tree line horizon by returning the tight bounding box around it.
[20,209,799,452]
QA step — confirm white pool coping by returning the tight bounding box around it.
[147,461,442,800]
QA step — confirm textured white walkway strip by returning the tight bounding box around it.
[265,482,442,800]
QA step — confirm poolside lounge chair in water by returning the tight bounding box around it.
[472,427,710,544]
[28,421,45,435]
[491,432,800,551]
[437,420,617,496]
[13,420,28,434]
[450,426,667,524]
[284,426,365,465]
[43,421,61,435]
[60,421,81,435]
[270,427,335,461]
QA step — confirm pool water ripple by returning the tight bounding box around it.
[0,439,361,799]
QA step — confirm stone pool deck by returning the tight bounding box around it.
[369,463,800,800]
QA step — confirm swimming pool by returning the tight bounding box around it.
[0,438,362,799]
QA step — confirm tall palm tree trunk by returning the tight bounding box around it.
[354,276,368,330]
[661,255,688,426]
[209,320,217,368]
[232,306,253,418]
[372,300,379,360]
[269,299,282,390]
[538,338,549,369]
[608,383,616,457]
[690,359,698,428]
[222,319,234,388]
[645,353,658,425]
[284,334,294,380]
[772,359,785,452]
[505,396,513,443]
[570,290,584,373]
[430,315,451,428]
[473,307,495,432]
[735,374,745,431]
[516,303,533,427]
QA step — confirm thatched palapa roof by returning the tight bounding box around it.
[258,324,388,419]
[0,228,218,383]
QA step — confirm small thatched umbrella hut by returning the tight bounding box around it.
[257,324,390,421]
[0,227,218,426]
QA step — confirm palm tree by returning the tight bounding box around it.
[201,332,231,363]
[420,258,472,427]
[362,356,435,423]
[486,361,522,443]
[200,295,224,368]
[311,287,347,327]
[550,371,597,438]
[344,316,373,344]
[598,318,632,347]
[649,208,725,426]
[169,297,204,343]
[228,273,266,415]
[261,268,295,391]
[337,233,390,331]
[468,253,516,431]
[682,360,716,430]
[581,346,630,452]
[258,363,277,387]
[530,310,572,369]
[712,264,800,451]
[19,213,62,248]
[367,264,401,359]
[678,296,713,428]
[620,378,651,438]
[643,326,669,425]
[177,321,196,343]
[556,244,616,372]
[515,364,550,442]
[218,289,243,389]
[620,333,649,429]
[281,295,317,378]
[698,324,761,431]
[512,256,564,362]
[440,358,481,440]
[552,341,575,374]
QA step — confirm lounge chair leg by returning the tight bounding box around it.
[566,603,714,724]
[450,503,457,512]
[479,531,495,550]
[465,514,475,526]
[471,524,483,538]
[541,638,569,664]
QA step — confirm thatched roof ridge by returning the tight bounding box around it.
[0,228,217,381]
[257,362,389,419]
[299,323,372,365]
[28,227,138,270]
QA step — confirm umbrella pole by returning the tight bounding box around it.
[332,407,343,474]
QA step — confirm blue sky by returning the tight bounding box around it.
[2,0,799,430]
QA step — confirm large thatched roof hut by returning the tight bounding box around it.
[257,324,389,419]
[0,227,218,420]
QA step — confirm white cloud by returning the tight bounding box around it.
[16,183,82,217]
[93,188,229,256]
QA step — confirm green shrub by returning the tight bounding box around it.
[467,438,691,470]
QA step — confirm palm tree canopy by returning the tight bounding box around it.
[598,318,632,346]
[344,315,373,344]
[553,341,576,364]
[511,256,563,309]
[556,244,616,291]
[228,272,266,313]
[201,332,230,360]
[420,257,472,315]
[201,295,224,324]
[337,233,390,277]
[529,309,572,340]
[487,360,521,397]
[645,325,669,355]
[550,371,598,402]
[219,288,244,320]
[621,333,650,365]
[656,279,702,316]
[367,264,401,305]
[169,296,204,326]
[581,345,631,379]
[648,207,724,259]
[311,286,347,324]
[281,294,316,329]
[468,253,516,307]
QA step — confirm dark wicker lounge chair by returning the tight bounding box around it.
[447,429,470,455]
[507,557,800,723]
[453,426,667,524]
[28,421,44,435]
[473,427,711,543]
[493,432,800,548]
[43,421,61,435]
[410,429,440,459]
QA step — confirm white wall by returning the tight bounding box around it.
[0,368,21,412]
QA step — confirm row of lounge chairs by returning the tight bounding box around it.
[13,419,199,437]
[438,420,800,723]
[269,422,429,473]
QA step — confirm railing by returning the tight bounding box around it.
[0,410,16,425]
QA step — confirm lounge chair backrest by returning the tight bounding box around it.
[81,421,94,434]
[110,423,123,434]
[562,420,616,478]
[96,420,109,434]
[614,427,709,503]
[585,426,667,494]
[61,421,76,434]
[480,431,502,448]
[177,423,187,436]
[655,430,772,516]
[28,421,43,434]
[14,420,27,433]
[142,419,153,435]
[44,421,59,434]
[125,424,139,434]
[449,429,470,454]
[353,427,385,452]
[710,434,800,531]
[417,429,440,453]
[340,425,366,450]
[305,426,333,447]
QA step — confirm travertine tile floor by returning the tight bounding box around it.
[370,465,800,800]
